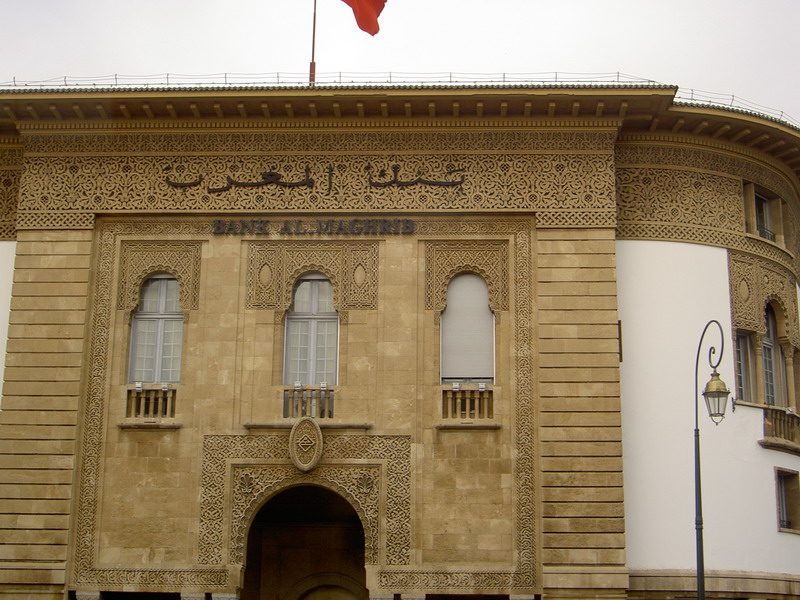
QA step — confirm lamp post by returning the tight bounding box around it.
[693,320,731,600]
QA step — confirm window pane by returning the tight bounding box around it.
[285,320,310,384]
[284,277,339,386]
[293,281,313,313]
[314,320,338,385]
[316,280,334,314]
[131,319,157,381]
[159,320,183,382]
[139,279,161,313]
[129,276,184,384]
[163,278,181,313]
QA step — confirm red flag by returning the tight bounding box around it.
[340,0,386,35]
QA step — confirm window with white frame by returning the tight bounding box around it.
[763,305,788,406]
[735,331,755,402]
[777,469,799,531]
[129,274,183,383]
[440,273,494,383]
[283,273,338,386]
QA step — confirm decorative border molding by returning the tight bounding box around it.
[424,240,509,312]
[17,211,94,230]
[729,250,800,347]
[208,434,408,566]
[22,130,617,154]
[73,216,536,592]
[379,217,536,591]
[615,142,800,275]
[73,219,215,587]
[247,241,378,311]
[117,240,203,311]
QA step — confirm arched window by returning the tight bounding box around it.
[763,304,788,406]
[284,273,338,386]
[128,274,183,383]
[440,273,494,383]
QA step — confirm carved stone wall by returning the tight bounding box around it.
[73,219,225,588]
[117,240,203,311]
[247,241,378,311]
[616,140,800,275]
[197,434,410,566]
[73,216,537,593]
[0,137,20,239]
[17,130,615,217]
[424,240,509,312]
[729,250,800,347]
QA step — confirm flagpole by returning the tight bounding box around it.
[309,0,317,85]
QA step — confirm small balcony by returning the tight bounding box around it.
[760,404,800,455]
[283,384,335,418]
[119,384,181,429]
[441,383,494,420]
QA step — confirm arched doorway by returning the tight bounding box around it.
[241,485,367,600]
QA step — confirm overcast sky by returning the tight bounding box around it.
[3,0,799,123]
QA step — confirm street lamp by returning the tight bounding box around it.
[693,319,731,600]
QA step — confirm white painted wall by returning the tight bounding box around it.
[617,240,800,575]
[0,241,14,405]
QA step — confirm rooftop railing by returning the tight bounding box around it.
[1,71,797,128]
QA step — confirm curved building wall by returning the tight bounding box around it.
[619,240,800,578]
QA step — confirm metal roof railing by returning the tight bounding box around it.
[1,71,797,128]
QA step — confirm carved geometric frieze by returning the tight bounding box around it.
[246,241,378,311]
[200,434,411,567]
[117,240,203,311]
[424,240,509,312]
[18,132,614,214]
[17,211,94,230]
[535,210,616,228]
[616,140,796,204]
[616,141,800,276]
[729,250,800,347]
[23,130,617,155]
[0,145,20,237]
[616,167,744,231]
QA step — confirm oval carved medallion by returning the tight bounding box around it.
[289,417,323,473]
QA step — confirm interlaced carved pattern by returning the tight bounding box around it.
[424,241,509,312]
[18,130,615,214]
[247,241,378,311]
[117,241,203,311]
[229,464,381,564]
[615,142,800,274]
[17,211,94,230]
[535,210,616,228]
[199,434,410,566]
[729,251,800,347]
[74,219,223,587]
[22,130,616,155]
[0,143,20,239]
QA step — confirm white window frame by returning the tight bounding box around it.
[128,274,183,383]
[763,306,788,406]
[283,273,339,386]
[734,331,755,403]
[777,468,800,531]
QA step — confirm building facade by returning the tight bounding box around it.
[0,84,798,600]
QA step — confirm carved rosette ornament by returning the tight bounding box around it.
[289,417,323,472]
